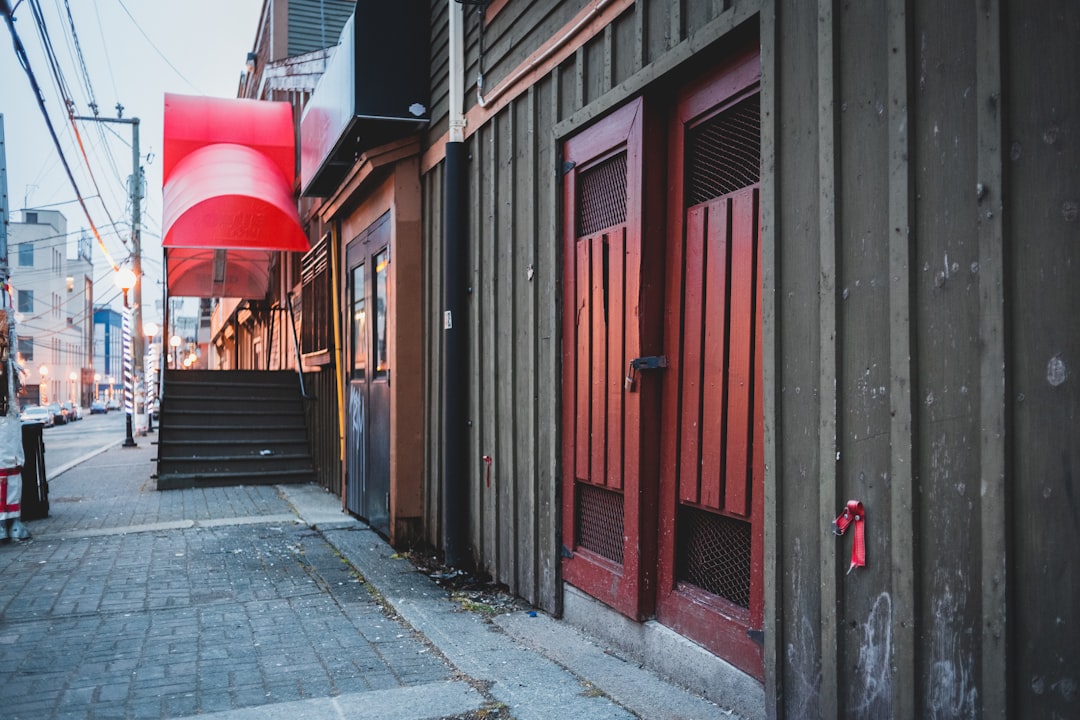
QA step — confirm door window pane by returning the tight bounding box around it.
[374,249,389,374]
[351,264,367,375]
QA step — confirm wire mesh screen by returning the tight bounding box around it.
[687,95,760,205]
[575,483,625,565]
[676,505,751,608]
[576,152,628,237]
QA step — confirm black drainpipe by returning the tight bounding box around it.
[442,141,468,568]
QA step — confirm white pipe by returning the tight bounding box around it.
[448,0,466,143]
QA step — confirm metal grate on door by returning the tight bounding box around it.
[676,505,751,608]
[576,152,628,237]
[687,95,760,205]
[575,483,625,565]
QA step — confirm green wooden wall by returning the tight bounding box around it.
[415,0,1078,715]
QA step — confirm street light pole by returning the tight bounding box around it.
[72,113,145,427]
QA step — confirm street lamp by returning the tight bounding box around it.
[69,371,77,404]
[39,365,48,405]
[116,268,138,448]
[170,334,181,369]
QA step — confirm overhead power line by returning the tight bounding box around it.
[114,0,202,93]
[2,1,122,272]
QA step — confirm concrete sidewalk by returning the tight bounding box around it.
[0,433,753,719]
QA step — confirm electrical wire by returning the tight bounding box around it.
[114,0,202,93]
[3,4,123,272]
[61,0,97,114]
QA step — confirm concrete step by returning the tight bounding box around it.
[155,467,317,490]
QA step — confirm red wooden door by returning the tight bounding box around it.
[656,54,764,679]
[560,52,762,678]
[561,98,662,620]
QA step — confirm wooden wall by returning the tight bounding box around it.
[303,367,342,496]
[766,0,1079,717]
[419,0,760,613]
[415,0,1077,713]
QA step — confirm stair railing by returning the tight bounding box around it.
[286,292,314,400]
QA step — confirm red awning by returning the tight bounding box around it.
[162,94,308,298]
[163,142,307,251]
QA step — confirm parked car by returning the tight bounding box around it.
[105,398,120,411]
[47,402,67,425]
[61,401,82,421]
[19,405,54,427]
[90,400,107,414]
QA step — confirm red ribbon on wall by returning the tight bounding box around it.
[833,500,866,574]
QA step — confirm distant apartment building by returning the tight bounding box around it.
[8,209,94,407]
[92,306,123,401]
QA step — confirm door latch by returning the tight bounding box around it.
[624,355,668,391]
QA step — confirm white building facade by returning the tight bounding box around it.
[8,209,93,408]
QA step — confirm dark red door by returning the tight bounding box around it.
[656,54,764,679]
[560,98,663,620]
[561,51,762,678]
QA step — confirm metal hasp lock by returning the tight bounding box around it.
[624,355,668,391]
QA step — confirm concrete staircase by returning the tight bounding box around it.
[155,369,316,490]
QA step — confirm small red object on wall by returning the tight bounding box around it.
[833,500,866,574]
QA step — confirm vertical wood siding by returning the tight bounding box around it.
[768,0,1078,716]
[421,0,756,613]
[1005,2,1079,718]
[417,0,1076,713]
[303,368,342,495]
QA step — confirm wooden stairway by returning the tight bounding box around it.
[155,369,316,490]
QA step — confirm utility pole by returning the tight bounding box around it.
[0,113,9,285]
[71,114,145,428]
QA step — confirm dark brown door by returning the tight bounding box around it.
[345,213,392,536]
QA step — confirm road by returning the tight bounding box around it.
[33,409,140,476]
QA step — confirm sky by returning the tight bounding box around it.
[1,0,264,326]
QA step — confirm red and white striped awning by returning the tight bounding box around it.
[162,94,308,298]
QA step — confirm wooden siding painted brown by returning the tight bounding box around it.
[420,0,756,619]
[767,0,1079,717]
[1005,2,1079,718]
[417,0,1076,714]
[303,368,343,496]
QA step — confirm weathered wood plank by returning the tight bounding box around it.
[912,1,982,715]
[833,0,899,715]
[1005,2,1080,717]
[606,229,626,492]
[759,1,782,707]
[681,204,707,504]
[702,199,729,511]
[513,89,539,604]
[975,1,1006,716]
[480,119,499,577]
[496,108,518,588]
[576,237,591,481]
[536,73,560,614]
[815,2,840,718]
[774,0,828,713]
[725,190,755,518]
